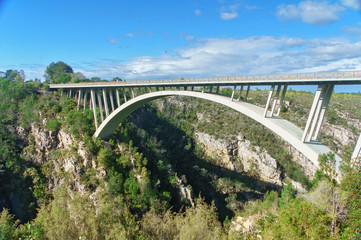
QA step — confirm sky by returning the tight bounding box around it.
[0,0,361,92]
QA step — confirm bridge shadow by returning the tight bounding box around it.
[123,103,281,221]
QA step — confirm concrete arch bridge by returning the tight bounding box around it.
[49,71,361,168]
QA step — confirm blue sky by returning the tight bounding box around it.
[1,0,361,91]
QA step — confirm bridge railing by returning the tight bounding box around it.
[129,70,361,84]
[49,70,361,88]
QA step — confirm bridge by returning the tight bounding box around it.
[49,70,361,168]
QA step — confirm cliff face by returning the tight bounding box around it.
[195,132,283,186]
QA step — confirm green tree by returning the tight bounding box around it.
[44,61,73,83]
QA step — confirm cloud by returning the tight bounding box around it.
[220,3,240,20]
[124,33,134,37]
[341,0,361,10]
[108,39,120,44]
[195,9,202,16]
[220,12,238,20]
[19,36,361,81]
[77,36,361,80]
[179,32,195,41]
[277,1,344,26]
[344,22,361,34]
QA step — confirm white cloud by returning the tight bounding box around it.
[195,9,202,16]
[124,33,134,37]
[108,39,120,44]
[20,36,361,81]
[277,1,344,25]
[341,0,361,10]
[220,12,238,20]
[220,3,240,20]
[78,36,361,80]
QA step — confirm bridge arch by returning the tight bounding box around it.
[94,90,336,166]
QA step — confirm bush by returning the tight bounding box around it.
[45,120,61,133]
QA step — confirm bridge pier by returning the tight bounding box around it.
[116,89,120,107]
[312,84,333,140]
[352,134,361,160]
[123,88,127,102]
[264,85,275,117]
[237,86,243,101]
[302,85,333,143]
[245,85,250,101]
[102,89,110,117]
[83,91,88,112]
[231,85,236,101]
[109,90,115,112]
[276,85,288,116]
[90,89,98,129]
[270,85,281,117]
[97,90,105,122]
[216,86,219,94]
[202,86,205,93]
[77,90,83,110]
[131,88,135,99]
[209,86,213,93]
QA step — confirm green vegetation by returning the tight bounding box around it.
[0,64,360,239]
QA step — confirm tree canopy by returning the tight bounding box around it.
[44,61,74,84]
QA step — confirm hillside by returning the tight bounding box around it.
[0,76,360,239]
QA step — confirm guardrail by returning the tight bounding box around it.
[50,70,361,87]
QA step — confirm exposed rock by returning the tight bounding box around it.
[230,214,262,238]
[57,129,74,149]
[195,132,283,187]
[176,177,194,208]
[195,132,236,171]
[237,138,282,186]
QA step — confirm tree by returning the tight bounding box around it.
[44,61,73,83]
[112,77,122,82]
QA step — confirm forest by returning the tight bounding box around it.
[0,62,360,239]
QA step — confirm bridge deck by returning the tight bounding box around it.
[49,70,361,89]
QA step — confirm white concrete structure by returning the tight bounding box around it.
[49,70,361,163]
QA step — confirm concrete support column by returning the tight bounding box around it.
[69,89,72,98]
[116,89,121,107]
[276,85,288,116]
[231,85,237,101]
[90,89,98,130]
[191,86,194,91]
[156,87,159,91]
[237,86,243,101]
[209,86,213,93]
[270,85,281,117]
[184,86,187,91]
[83,91,88,112]
[102,89,110,117]
[302,85,324,143]
[109,90,115,112]
[60,89,63,97]
[245,85,250,101]
[264,85,275,117]
[131,88,135,98]
[149,87,152,93]
[97,90,104,122]
[312,84,334,140]
[163,86,166,91]
[306,85,330,142]
[123,88,127,102]
[77,90,83,110]
[202,86,205,93]
[352,134,361,159]
[216,86,220,94]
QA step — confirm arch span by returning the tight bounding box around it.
[94,90,337,166]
